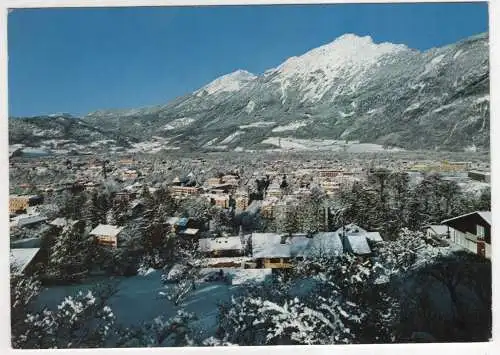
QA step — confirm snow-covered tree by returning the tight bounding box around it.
[161,249,204,306]
[298,200,323,236]
[178,197,211,223]
[274,204,299,236]
[215,248,403,346]
[47,222,92,282]
[217,295,358,345]
[60,191,87,221]
[116,310,197,347]
[13,289,116,349]
[209,206,231,236]
[10,274,42,338]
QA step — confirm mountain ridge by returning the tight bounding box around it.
[9,32,490,153]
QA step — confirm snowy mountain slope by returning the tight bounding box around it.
[266,34,410,104]
[8,114,134,147]
[9,32,490,152]
[194,69,257,97]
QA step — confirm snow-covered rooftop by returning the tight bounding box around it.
[425,225,449,236]
[346,234,372,255]
[252,225,378,259]
[49,217,77,227]
[89,224,123,237]
[304,232,343,257]
[11,214,47,227]
[10,248,40,274]
[165,217,189,227]
[334,223,368,235]
[180,228,199,236]
[252,233,311,259]
[478,211,492,225]
[365,231,383,243]
[199,237,243,253]
[442,210,491,226]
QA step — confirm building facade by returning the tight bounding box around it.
[441,211,491,259]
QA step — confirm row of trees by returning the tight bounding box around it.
[331,172,490,240]
[253,172,489,241]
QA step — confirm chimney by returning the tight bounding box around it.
[280,235,287,244]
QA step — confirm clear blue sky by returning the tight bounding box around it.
[8,2,489,117]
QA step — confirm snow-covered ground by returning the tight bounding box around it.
[34,269,271,335]
[420,54,445,77]
[474,95,489,105]
[35,271,229,333]
[339,111,355,118]
[239,121,276,129]
[89,139,116,147]
[220,131,243,145]
[271,121,308,132]
[404,102,422,113]
[31,128,61,137]
[453,49,463,60]
[432,101,462,114]
[20,147,51,156]
[163,117,196,131]
[245,100,256,114]
[128,139,179,153]
[203,138,219,147]
[261,137,403,152]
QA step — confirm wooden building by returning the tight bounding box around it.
[198,236,245,258]
[9,195,43,214]
[441,211,491,259]
[251,233,310,269]
[89,224,124,248]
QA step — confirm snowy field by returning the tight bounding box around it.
[271,121,309,132]
[239,121,276,129]
[261,137,404,152]
[34,269,271,337]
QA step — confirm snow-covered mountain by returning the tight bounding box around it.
[266,34,410,104]
[194,70,257,97]
[9,32,490,152]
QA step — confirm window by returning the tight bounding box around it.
[477,225,485,239]
[269,258,281,263]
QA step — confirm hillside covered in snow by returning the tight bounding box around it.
[9,32,490,153]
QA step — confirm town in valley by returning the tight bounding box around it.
[7,2,492,349]
[9,148,492,346]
